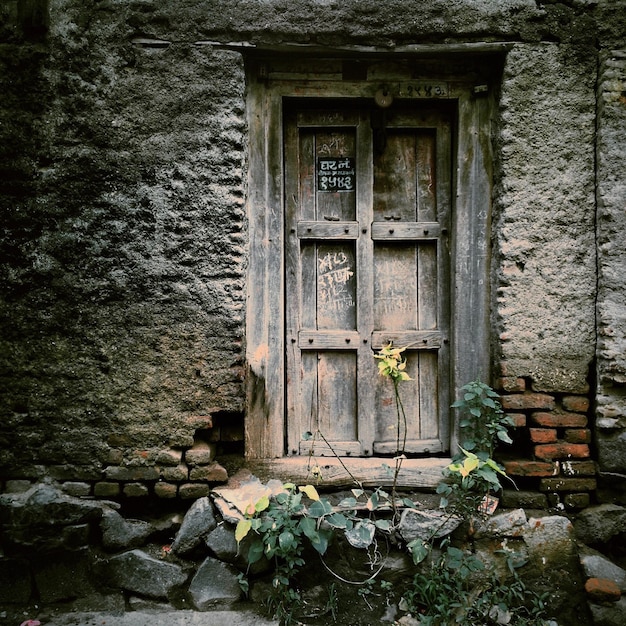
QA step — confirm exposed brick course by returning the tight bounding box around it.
[564,493,590,509]
[560,460,596,476]
[531,411,588,428]
[501,394,556,411]
[529,428,558,443]
[503,460,559,477]
[564,428,592,443]
[539,478,597,492]
[562,396,590,413]
[507,413,527,427]
[534,443,590,460]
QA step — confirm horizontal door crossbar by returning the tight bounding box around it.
[298,221,359,239]
[371,330,442,350]
[371,221,441,241]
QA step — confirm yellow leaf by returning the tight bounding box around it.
[235,519,252,543]
[299,484,320,501]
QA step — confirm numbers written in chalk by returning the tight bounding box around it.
[317,157,355,192]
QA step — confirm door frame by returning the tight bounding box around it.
[244,51,503,487]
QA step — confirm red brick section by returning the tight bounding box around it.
[534,443,590,460]
[562,396,590,413]
[503,460,559,477]
[564,428,591,443]
[497,386,594,507]
[529,428,558,443]
[501,393,556,411]
[531,411,588,428]
[584,578,621,603]
[507,413,527,427]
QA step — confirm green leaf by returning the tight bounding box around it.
[351,488,365,499]
[497,430,513,444]
[299,516,318,538]
[247,539,265,564]
[326,512,349,529]
[309,528,331,555]
[308,499,333,518]
[375,519,391,532]
[338,496,358,508]
[407,538,429,565]
[278,530,295,550]
[302,431,313,441]
[345,520,376,549]
[402,497,416,508]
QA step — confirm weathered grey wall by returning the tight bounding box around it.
[494,42,597,394]
[596,48,626,474]
[1,0,625,490]
[1,2,248,481]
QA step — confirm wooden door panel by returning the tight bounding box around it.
[316,244,357,330]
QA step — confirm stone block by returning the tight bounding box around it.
[94,482,121,498]
[575,503,626,543]
[154,482,178,499]
[500,489,548,509]
[62,482,92,497]
[185,442,218,466]
[161,464,189,481]
[188,557,241,609]
[564,493,591,509]
[172,496,217,555]
[105,550,187,600]
[189,462,228,482]
[560,460,596,476]
[156,449,183,466]
[123,483,150,498]
[496,377,526,392]
[4,480,32,493]
[179,483,210,499]
[506,412,527,427]
[101,508,152,551]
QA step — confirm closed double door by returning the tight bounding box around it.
[285,101,451,457]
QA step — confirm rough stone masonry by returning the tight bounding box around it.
[0,0,625,622]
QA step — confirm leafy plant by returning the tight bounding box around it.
[452,380,514,456]
[235,483,334,624]
[437,381,515,522]
[401,542,549,625]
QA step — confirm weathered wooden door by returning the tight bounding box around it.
[285,101,451,457]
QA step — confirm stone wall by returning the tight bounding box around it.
[0,1,625,505]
